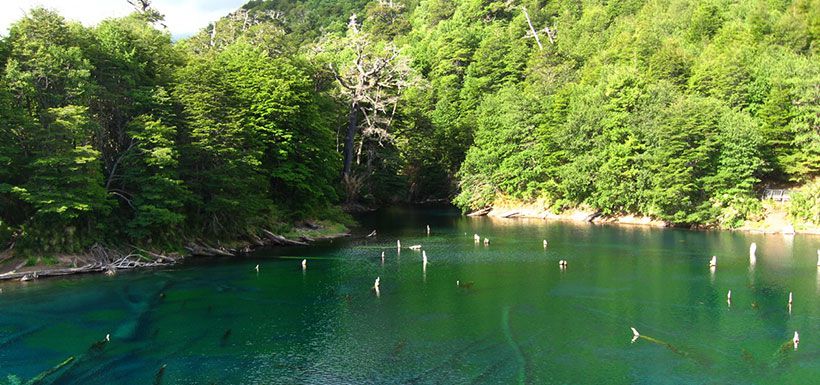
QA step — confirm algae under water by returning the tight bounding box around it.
[1,208,818,384]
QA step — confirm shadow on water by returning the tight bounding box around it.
[0,207,818,384]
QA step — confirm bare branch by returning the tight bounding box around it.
[522,6,543,51]
[106,139,136,190]
[329,63,353,90]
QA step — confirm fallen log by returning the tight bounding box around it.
[585,211,603,222]
[1,268,90,281]
[0,249,178,281]
[26,356,75,385]
[467,207,492,217]
[260,230,308,246]
[185,243,235,257]
[127,245,180,264]
[250,235,266,246]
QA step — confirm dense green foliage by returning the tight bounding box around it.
[227,0,816,225]
[0,0,817,253]
[0,7,341,253]
[789,177,820,225]
[415,0,818,227]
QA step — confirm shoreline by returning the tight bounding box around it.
[472,205,820,236]
[0,224,351,283]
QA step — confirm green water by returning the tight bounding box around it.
[1,208,818,384]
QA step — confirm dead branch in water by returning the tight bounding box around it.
[0,244,179,282]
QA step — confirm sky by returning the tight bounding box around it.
[0,0,248,39]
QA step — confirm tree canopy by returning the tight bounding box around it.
[0,0,817,253]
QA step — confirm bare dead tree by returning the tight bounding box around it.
[202,9,286,52]
[522,6,543,50]
[542,24,557,45]
[522,6,556,49]
[126,0,166,28]
[329,14,410,178]
[210,21,217,47]
[126,0,151,12]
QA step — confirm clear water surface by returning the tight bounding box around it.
[1,208,818,384]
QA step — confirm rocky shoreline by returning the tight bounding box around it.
[470,205,820,235]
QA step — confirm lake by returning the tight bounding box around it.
[1,208,818,384]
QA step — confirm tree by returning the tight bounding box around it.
[126,0,166,26]
[14,106,111,252]
[327,14,411,186]
[4,8,92,114]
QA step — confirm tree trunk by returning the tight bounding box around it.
[342,102,358,177]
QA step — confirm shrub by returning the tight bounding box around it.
[788,178,820,224]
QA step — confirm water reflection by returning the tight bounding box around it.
[0,207,818,384]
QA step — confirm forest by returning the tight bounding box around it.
[0,0,818,256]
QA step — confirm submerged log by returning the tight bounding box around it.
[153,364,166,385]
[26,356,75,385]
[0,325,46,349]
[88,334,110,354]
[220,329,232,347]
[629,327,712,366]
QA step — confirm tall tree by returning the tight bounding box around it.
[328,14,410,180]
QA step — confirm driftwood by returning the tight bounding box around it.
[0,245,179,282]
[501,211,519,218]
[260,230,308,246]
[467,207,492,217]
[1,230,327,282]
[185,243,235,257]
[252,237,266,246]
[185,231,309,257]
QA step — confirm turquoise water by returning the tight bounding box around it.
[1,208,818,384]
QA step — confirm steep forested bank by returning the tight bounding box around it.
[190,0,818,229]
[0,0,818,259]
[0,5,348,258]
[437,0,819,229]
